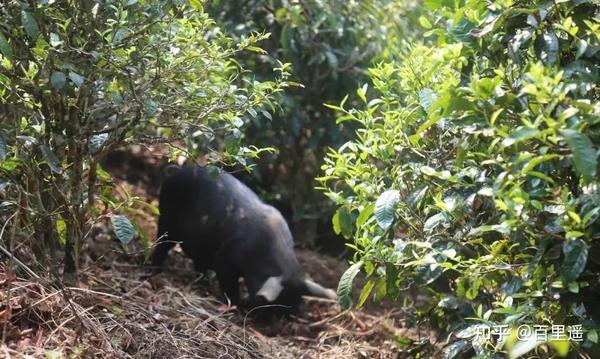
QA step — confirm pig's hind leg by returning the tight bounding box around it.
[214,260,241,305]
[192,255,212,273]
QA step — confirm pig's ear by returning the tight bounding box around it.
[304,279,337,300]
[256,276,284,303]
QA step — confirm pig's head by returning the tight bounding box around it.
[254,275,337,311]
[242,205,337,313]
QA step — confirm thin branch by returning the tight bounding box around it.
[0,212,40,279]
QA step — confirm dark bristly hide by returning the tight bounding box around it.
[151,166,336,312]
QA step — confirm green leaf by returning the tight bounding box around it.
[443,340,467,359]
[50,71,66,90]
[558,107,578,122]
[337,261,363,309]
[561,129,597,183]
[325,50,339,69]
[332,206,353,239]
[324,103,344,112]
[424,212,450,232]
[508,28,534,61]
[420,166,436,176]
[564,60,599,82]
[419,88,437,114]
[374,276,387,301]
[522,154,559,173]
[438,296,458,309]
[21,11,39,40]
[111,215,136,245]
[413,114,442,142]
[357,279,375,308]
[356,203,374,228]
[356,84,368,104]
[478,187,493,197]
[0,32,13,61]
[68,71,84,87]
[502,277,523,295]
[502,127,539,147]
[534,31,559,65]
[583,207,600,226]
[576,39,587,59]
[112,28,130,44]
[385,263,399,299]
[55,215,66,245]
[568,281,579,293]
[415,263,443,285]
[39,145,62,174]
[424,0,450,10]
[588,330,598,343]
[561,239,587,283]
[90,134,108,153]
[33,36,49,59]
[419,16,432,29]
[447,18,476,44]
[407,186,428,210]
[280,24,292,57]
[469,222,512,236]
[189,0,203,9]
[490,108,503,125]
[508,332,540,359]
[49,33,62,47]
[0,158,21,172]
[0,133,6,161]
[246,46,266,54]
[261,110,272,120]
[133,198,160,216]
[374,190,400,229]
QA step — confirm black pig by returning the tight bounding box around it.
[151,166,336,309]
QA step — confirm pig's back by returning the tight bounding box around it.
[161,166,260,207]
[159,166,265,238]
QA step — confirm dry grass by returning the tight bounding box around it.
[0,256,440,358]
[0,264,294,358]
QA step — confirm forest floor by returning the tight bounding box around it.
[1,146,442,358]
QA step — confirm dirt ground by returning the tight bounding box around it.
[0,146,441,358]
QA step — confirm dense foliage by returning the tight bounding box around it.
[320,0,600,357]
[0,1,288,280]
[207,0,421,246]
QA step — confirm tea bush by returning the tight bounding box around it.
[320,0,600,357]
[0,1,288,280]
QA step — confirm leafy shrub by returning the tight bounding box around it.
[0,1,288,280]
[320,0,599,357]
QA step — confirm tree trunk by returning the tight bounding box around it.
[63,114,85,284]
